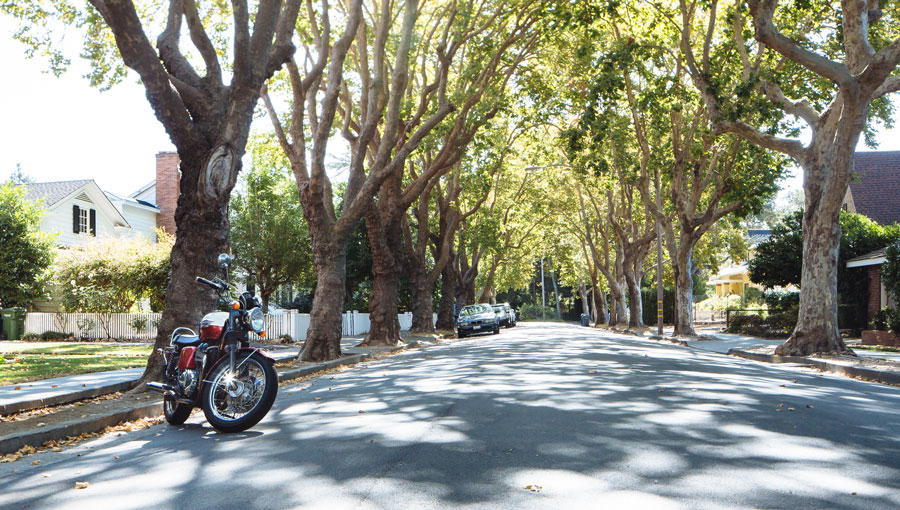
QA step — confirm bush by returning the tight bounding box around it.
[871,308,890,331]
[743,287,765,306]
[641,288,674,326]
[764,291,800,313]
[518,304,556,320]
[128,317,148,331]
[726,313,764,333]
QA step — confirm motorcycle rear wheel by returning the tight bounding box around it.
[201,352,278,433]
[163,395,193,426]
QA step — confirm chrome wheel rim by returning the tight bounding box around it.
[208,358,267,422]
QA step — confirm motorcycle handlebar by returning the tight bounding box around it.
[196,276,224,291]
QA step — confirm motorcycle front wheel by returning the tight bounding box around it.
[201,352,278,433]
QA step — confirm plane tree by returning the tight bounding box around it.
[681,0,900,354]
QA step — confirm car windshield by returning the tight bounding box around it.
[460,305,490,317]
[491,305,504,313]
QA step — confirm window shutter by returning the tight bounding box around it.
[89,209,97,236]
[73,205,80,233]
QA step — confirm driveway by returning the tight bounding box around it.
[2,323,899,509]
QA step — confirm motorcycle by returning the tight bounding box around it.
[148,253,278,433]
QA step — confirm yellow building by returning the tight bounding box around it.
[708,229,772,298]
[709,265,752,297]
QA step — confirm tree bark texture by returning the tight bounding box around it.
[363,193,403,346]
[302,238,348,361]
[672,243,696,337]
[435,260,459,330]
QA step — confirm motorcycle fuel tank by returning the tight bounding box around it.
[200,311,229,340]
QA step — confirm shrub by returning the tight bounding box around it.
[40,330,68,340]
[129,317,148,331]
[518,304,556,320]
[871,308,890,331]
[764,291,800,313]
[743,287,765,306]
[726,313,764,333]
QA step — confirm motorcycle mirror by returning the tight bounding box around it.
[217,253,231,270]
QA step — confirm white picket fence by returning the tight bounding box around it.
[23,311,431,341]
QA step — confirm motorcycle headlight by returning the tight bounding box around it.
[249,307,265,333]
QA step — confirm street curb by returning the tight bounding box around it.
[0,380,140,416]
[0,401,162,455]
[728,348,900,386]
[0,341,419,455]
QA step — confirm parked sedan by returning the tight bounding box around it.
[457,304,500,338]
[491,303,517,328]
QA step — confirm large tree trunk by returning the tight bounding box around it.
[409,257,436,334]
[672,243,695,337]
[593,285,608,326]
[302,238,348,361]
[609,276,628,326]
[623,268,643,328]
[435,262,458,330]
[776,200,850,355]
[143,148,234,381]
[363,203,403,347]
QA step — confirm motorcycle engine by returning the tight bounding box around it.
[178,369,199,397]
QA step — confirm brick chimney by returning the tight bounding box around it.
[155,151,180,235]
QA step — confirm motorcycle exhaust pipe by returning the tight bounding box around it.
[147,382,176,393]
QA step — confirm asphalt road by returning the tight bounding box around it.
[2,323,900,509]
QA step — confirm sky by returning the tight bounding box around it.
[2,16,900,201]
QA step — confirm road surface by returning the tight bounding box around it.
[2,323,899,509]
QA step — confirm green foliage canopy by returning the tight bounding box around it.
[230,140,314,311]
[0,183,55,307]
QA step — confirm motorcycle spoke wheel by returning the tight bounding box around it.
[209,361,267,421]
[201,353,278,433]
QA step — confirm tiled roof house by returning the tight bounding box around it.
[843,151,900,226]
[843,151,900,326]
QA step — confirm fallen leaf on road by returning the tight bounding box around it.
[52,447,62,453]
[851,492,857,496]
[51,385,58,388]
[14,386,21,391]
[359,410,366,414]
[74,482,89,490]
[114,456,119,460]
[788,408,796,411]
[587,370,598,374]
[524,485,542,492]
[32,460,40,465]
[806,405,814,408]
[777,403,784,408]
[313,397,322,401]
[779,384,786,387]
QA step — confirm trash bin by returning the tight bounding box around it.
[580,313,590,327]
[0,308,27,340]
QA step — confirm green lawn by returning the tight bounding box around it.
[0,343,151,385]
[853,344,900,353]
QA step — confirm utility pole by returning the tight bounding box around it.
[655,167,664,337]
[540,257,546,320]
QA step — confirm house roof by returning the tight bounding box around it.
[24,180,130,228]
[23,180,92,206]
[850,151,900,226]
[847,248,887,268]
[129,180,155,200]
[104,191,161,212]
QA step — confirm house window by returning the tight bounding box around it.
[79,208,89,234]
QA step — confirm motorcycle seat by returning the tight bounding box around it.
[173,334,202,347]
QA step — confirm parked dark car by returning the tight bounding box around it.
[491,303,517,328]
[457,304,500,338]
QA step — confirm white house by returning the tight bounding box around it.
[23,179,160,246]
